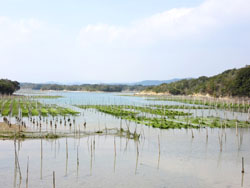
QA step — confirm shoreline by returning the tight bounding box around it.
[134,91,250,101]
[16,89,136,94]
[13,89,250,101]
[0,122,26,132]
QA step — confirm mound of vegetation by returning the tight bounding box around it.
[77,105,249,129]
[0,96,79,117]
[0,79,20,95]
[144,65,250,97]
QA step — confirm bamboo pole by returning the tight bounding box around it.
[90,139,93,175]
[53,171,55,188]
[65,138,68,176]
[157,135,161,169]
[114,137,116,173]
[13,150,17,188]
[135,140,139,174]
[242,157,245,173]
[40,139,43,180]
[77,146,79,177]
[241,172,244,187]
[14,138,22,180]
[236,122,238,136]
[206,128,208,139]
[26,157,29,188]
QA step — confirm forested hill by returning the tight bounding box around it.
[0,79,20,95]
[144,65,250,97]
[20,83,146,92]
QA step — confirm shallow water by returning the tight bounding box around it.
[0,90,249,187]
[0,128,250,188]
[15,89,250,121]
[16,90,198,106]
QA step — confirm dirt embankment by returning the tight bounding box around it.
[135,91,170,96]
[135,91,250,101]
[0,122,26,132]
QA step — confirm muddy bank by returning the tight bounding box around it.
[0,122,26,132]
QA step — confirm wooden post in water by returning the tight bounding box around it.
[65,138,68,176]
[26,157,29,188]
[236,122,238,136]
[77,146,79,177]
[241,172,244,187]
[114,137,116,173]
[14,138,22,180]
[135,140,139,174]
[220,136,222,152]
[40,139,43,180]
[242,157,245,173]
[206,128,208,138]
[90,139,93,175]
[53,171,55,188]
[157,135,161,169]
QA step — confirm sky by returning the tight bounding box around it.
[0,0,249,83]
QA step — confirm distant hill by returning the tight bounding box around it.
[144,65,250,97]
[133,79,183,86]
[21,78,184,88]
[20,83,146,92]
[20,79,184,89]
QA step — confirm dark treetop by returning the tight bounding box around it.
[0,79,20,95]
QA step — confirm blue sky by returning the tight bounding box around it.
[0,0,204,26]
[0,0,249,83]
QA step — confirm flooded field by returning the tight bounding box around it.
[0,90,249,188]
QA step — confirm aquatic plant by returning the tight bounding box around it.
[0,96,79,117]
[77,104,249,129]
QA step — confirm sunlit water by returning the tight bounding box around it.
[0,90,249,187]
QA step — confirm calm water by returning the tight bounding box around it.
[0,90,249,187]
[0,129,250,188]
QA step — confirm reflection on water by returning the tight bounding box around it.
[0,128,250,188]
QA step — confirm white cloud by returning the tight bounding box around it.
[0,16,74,82]
[78,0,250,47]
[0,0,250,82]
[0,17,45,47]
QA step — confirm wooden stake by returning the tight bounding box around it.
[77,146,79,177]
[65,138,68,176]
[206,128,208,139]
[40,139,43,180]
[236,122,238,136]
[114,137,117,173]
[157,135,161,169]
[135,141,139,174]
[158,135,161,156]
[242,157,245,173]
[53,171,55,188]
[26,157,29,188]
[14,139,22,180]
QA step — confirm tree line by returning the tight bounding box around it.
[21,83,146,92]
[0,79,20,95]
[145,65,250,97]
